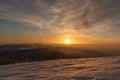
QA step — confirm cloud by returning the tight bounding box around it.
[0,0,120,39]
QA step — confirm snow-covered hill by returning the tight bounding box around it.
[0,56,120,80]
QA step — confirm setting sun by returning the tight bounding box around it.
[64,39,71,44]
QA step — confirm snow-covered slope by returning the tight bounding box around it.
[0,56,120,80]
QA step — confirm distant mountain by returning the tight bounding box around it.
[0,44,116,65]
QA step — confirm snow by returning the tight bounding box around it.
[0,56,120,80]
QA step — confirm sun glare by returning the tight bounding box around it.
[64,39,71,44]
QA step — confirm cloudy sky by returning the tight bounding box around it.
[0,0,120,44]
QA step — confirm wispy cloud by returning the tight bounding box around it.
[0,0,120,42]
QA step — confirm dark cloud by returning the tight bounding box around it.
[89,0,120,23]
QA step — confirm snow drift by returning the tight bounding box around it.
[0,56,120,80]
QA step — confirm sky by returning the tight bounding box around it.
[0,0,120,44]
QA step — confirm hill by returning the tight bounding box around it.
[0,44,108,65]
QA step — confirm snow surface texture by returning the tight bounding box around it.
[0,56,120,80]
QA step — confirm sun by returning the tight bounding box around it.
[64,38,71,44]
